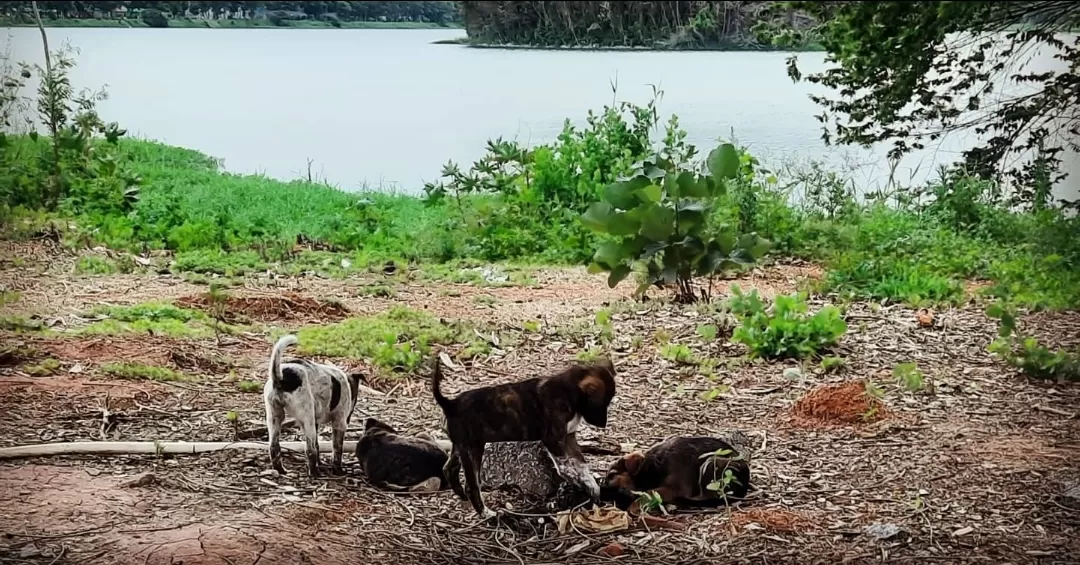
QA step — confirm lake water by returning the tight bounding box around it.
[3,27,1078,199]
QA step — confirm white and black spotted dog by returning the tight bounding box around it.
[265,334,365,477]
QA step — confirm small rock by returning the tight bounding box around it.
[864,523,903,540]
[1062,480,1080,500]
[783,367,804,380]
[951,526,973,537]
[85,468,102,477]
[19,544,40,558]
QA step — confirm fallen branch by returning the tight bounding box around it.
[0,440,361,460]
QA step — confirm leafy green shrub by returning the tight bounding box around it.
[729,285,847,359]
[581,142,770,302]
[986,302,1080,382]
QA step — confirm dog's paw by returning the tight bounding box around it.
[331,465,346,476]
[307,467,322,479]
[273,464,287,476]
[480,507,498,521]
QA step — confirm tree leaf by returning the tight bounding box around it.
[603,176,649,210]
[707,143,740,181]
[678,171,709,197]
[587,262,607,275]
[637,183,663,204]
[592,242,624,269]
[606,212,641,236]
[607,264,632,288]
[581,202,615,233]
[639,204,676,241]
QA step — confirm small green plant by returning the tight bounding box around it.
[729,286,847,359]
[75,255,117,275]
[0,290,20,306]
[654,328,672,345]
[696,324,719,341]
[659,343,696,365]
[581,142,770,302]
[101,362,191,382]
[701,448,746,504]
[358,284,396,298]
[206,283,230,344]
[595,309,614,343]
[700,384,730,402]
[986,301,1080,382]
[237,380,262,393]
[225,410,239,441]
[820,356,846,373]
[633,490,668,516]
[576,347,604,363]
[893,362,925,392]
[24,358,61,376]
[522,320,541,333]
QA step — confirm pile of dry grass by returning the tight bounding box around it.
[790,380,888,427]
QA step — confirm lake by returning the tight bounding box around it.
[3,27,1077,199]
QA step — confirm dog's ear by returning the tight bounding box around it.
[364,418,379,430]
[350,372,367,384]
[623,452,645,476]
[578,367,611,399]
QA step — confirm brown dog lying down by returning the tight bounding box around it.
[356,417,451,491]
[432,357,617,518]
[603,435,752,510]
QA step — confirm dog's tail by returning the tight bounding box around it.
[269,334,298,388]
[431,356,455,416]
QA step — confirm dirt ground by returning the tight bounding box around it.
[1,243,1078,565]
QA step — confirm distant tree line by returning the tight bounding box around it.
[3,2,461,24]
[459,1,818,48]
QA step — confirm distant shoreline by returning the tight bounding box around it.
[432,37,825,52]
[0,18,461,30]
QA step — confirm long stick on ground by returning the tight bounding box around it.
[0,438,454,460]
[0,440,359,460]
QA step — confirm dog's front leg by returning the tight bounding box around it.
[266,400,287,475]
[544,434,601,502]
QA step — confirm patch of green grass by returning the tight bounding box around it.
[81,301,237,338]
[357,284,397,298]
[0,316,44,332]
[75,255,118,275]
[101,362,192,383]
[659,343,696,364]
[473,294,498,307]
[0,291,20,307]
[23,358,61,376]
[89,302,204,323]
[294,306,469,375]
[820,356,846,373]
[236,380,263,393]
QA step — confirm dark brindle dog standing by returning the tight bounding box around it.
[431,357,617,518]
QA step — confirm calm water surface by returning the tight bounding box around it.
[4,28,1077,198]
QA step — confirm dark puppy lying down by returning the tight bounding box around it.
[432,357,617,518]
[356,417,450,491]
[603,435,752,510]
